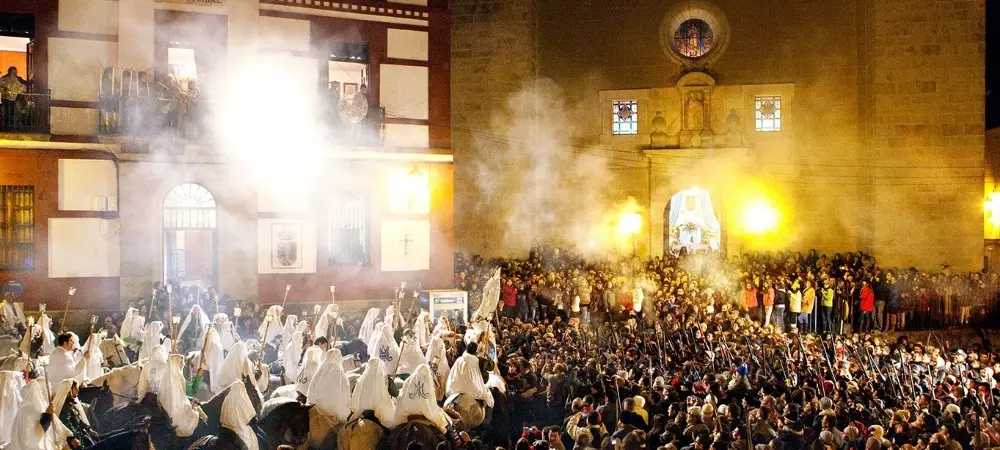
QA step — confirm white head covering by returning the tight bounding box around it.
[11,380,71,450]
[369,324,400,368]
[0,370,26,445]
[367,322,386,354]
[219,321,239,352]
[52,379,89,428]
[349,358,397,427]
[120,308,146,350]
[283,327,307,383]
[425,337,450,390]
[0,301,24,329]
[414,311,431,349]
[397,336,425,376]
[138,345,169,399]
[383,305,397,328]
[257,306,283,346]
[161,354,203,437]
[138,321,166,361]
[202,327,226,393]
[446,352,494,408]
[216,341,254,390]
[38,314,56,355]
[393,364,450,432]
[432,315,451,337]
[314,307,344,342]
[82,331,105,381]
[295,346,324,394]
[357,308,381,344]
[281,315,299,344]
[307,349,351,423]
[213,313,229,329]
[221,380,259,450]
[178,305,210,349]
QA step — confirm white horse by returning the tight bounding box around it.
[88,361,143,408]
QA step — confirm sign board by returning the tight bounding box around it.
[2,279,23,298]
[420,290,468,328]
[154,0,223,4]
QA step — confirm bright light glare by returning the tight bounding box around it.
[986,193,1000,225]
[741,200,778,234]
[617,212,642,236]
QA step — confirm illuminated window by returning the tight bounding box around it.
[0,185,33,270]
[163,183,216,229]
[388,167,430,214]
[612,100,638,135]
[329,194,370,266]
[672,19,714,59]
[167,47,198,91]
[755,96,781,132]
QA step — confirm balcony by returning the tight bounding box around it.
[0,87,50,135]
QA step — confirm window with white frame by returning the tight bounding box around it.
[754,96,781,132]
[612,100,638,135]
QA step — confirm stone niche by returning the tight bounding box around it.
[648,72,744,150]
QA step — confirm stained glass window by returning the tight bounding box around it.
[754,96,782,132]
[673,19,714,59]
[612,100,638,135]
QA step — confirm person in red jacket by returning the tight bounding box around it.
[859,279,875,332]
[502,278,518,318]
[741,282,759,323]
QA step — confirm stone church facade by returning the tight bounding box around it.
[452,0,986,271]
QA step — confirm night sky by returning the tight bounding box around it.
[989,1,998,129]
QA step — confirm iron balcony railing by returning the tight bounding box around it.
[0,88,50,134]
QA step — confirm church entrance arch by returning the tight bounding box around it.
[162,183,218,288]
[664,186,722,255]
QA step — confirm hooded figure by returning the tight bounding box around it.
[257,306,283,348]
[414,311,432,349]
[10,380,72,450]
[432,315,452,338]
[120,308,146,352]
[219,321,239,352]
[446,347,494,408]
[393,364,451,432]
[81,331,105,381]
[0,300,25,332]
[280,315,300,351]
[0,370,26,445]
[357,308,381,344]
[138,321,169,361]
[383,305,397,329]
[349,358,397,427]
[283,322,309,384]
[216,341,254,391]
[369,324,400,367]
[425,337,451,398]
[397,335,425,377]
[307,349,352,423]
[52,379,92,443]
[178,305,210,352]
[162,354,204,437]
[367,322,385,354]
[314,305,344,342]
[138,345,169,399]
[202,327,226,393]
[37,314,56,355]
[295,346,324,396]
[220,380,259,450]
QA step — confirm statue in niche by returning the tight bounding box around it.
[724,109,743,146]
[650,111,668,148]
[686,91,704,131]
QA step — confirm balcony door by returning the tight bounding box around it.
[163,183,218,290]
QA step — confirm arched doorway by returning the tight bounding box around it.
[162,183,218,288]
[663,186,722,255]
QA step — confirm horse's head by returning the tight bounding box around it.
[281,403,314,446]
[241,374,262,415]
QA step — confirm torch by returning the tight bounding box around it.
[60,287,76,334]
[148,286,156,320]
[233,307,241,329]
[187,323,214,396]
[166,284,173,331]
[171,314,180,354]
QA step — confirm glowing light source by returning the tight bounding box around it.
[741,199,779,234]
[986,193,1000,226]
[388,166,430,214]
[617,212,642,236]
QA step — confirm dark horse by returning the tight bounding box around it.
[258,398,313,449]
[386,417,454,450]
[98,375,262,450]
[77,382,115,432]
[186,422,267,450]
[87,418,155,450]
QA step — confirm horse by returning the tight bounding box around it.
[0,352,27,371]
[197,374,264,431]
[77,382,115,432]
[259,397,313,449]
[300,407,344,450]
[444,393,485,431]
[186,422,267,450]
[90,362,143,408]
[89,420,155,450]
[386,417,450,450]
[337,410,389,450]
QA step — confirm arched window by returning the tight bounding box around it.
[162,183,217,286]
[163,183,216,229]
